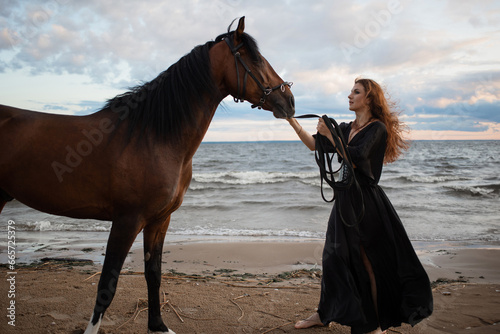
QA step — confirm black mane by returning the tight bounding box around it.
[102,30,261,143]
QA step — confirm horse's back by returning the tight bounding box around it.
[0,104,28,130]
[0,103,21,117]
[0,103,45,120]
[0,104,78,165]
[0,104,71,137]
[0,105,35,163]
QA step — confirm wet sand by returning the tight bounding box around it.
[1,242,499,333]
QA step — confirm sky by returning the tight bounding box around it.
[1,0,499,141]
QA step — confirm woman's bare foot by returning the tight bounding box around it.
[295,312,324,329]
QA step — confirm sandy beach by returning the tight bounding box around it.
[1,242,499,333]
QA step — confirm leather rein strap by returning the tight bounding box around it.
[294,114,365,227]
[224,36,292,109]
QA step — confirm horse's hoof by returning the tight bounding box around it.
[148,330,176,334]
[83,314,102,334]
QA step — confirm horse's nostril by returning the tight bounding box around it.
[290,96,295,109]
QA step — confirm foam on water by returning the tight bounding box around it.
[1,140,499,246]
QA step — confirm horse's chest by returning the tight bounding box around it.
[149,162,192,212]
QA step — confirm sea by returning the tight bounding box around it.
[1,140,499,264]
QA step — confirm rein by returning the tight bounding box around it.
[295,114,365,227]
[224,37,293,109]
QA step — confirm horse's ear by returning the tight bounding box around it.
[234,16,245,42]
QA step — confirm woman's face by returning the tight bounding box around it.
[348,83,370,112]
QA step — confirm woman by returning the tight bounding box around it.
[287,78,433,333]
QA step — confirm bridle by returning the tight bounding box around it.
[224,36,293,109]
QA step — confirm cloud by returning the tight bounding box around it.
[401,70,500,124]
[444,0,500,29]
[0,0,499,140]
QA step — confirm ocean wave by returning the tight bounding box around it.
[168,226,324,238]
[179,202,323,211]
[190,171,319,187]
[444,184,500,198]
[20,220,111,232]
[408,175,470,183]
[384,175,469,184]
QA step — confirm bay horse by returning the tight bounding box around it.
[0,17,294,334]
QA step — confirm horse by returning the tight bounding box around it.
[0,17,295,334]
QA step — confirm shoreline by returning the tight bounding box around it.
[3,235,500,284]
[2,230,500,262]
[129,241,500,285]
[1,241,499,333]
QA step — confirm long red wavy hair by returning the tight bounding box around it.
[355,78,409,163]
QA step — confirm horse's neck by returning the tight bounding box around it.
[175,43,233,157]
[178,103,219,159]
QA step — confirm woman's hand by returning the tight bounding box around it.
[317,118,334,144]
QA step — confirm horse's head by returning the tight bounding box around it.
[213,17,295,119]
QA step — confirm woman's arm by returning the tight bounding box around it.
[287,118,316,151]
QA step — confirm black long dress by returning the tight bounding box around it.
[316,120,433,334]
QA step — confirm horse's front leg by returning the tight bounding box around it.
[143,217,175,333]
[84,216,142,334]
